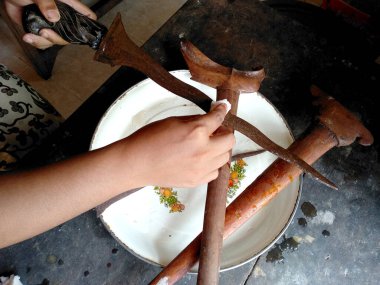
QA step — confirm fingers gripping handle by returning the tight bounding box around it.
[22,2,108,49]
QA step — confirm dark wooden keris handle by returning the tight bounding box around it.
[22,2,108,49]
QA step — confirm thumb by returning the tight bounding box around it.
[35,0,60,22]
[200,103,228,135]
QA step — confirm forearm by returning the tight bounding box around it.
[0,105,233,249]
[0,141,135,248]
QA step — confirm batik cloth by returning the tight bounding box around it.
[0,64,63,170]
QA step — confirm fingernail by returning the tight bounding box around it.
[24,35,33,44]
[87,13,96,20]
[40,31,48,38]
[47,9,60,21]
[210,99,231,113]
[215,103,227,111]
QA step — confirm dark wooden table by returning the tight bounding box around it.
[1,1,379,284]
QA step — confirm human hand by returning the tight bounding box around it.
[4,0,96,49]
[119,104,235,189]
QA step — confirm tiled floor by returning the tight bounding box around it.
[0,0,187,118]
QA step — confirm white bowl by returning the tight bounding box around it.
[90,70,301,272]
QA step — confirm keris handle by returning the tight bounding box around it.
[22,2,108,49]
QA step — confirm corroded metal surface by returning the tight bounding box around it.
[311,85,374,147]
[180,40,263,284]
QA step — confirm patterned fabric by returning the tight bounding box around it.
[0,64,63,171]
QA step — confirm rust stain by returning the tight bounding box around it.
[265,184,278,197]
[235,210,242,219]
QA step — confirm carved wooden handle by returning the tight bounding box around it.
[22,2,108,49]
